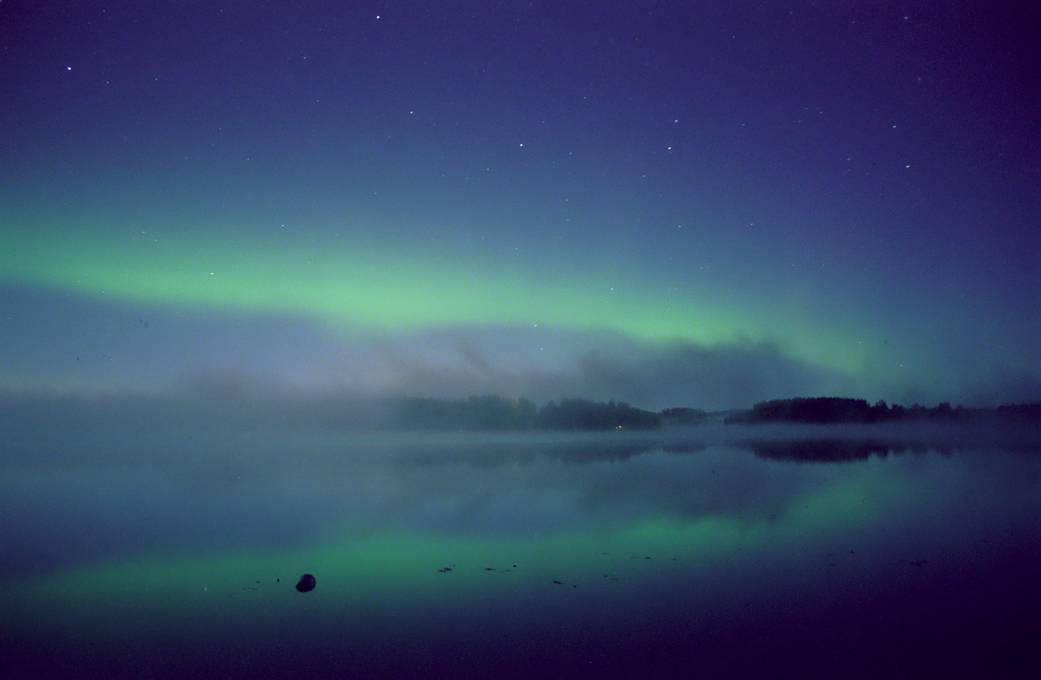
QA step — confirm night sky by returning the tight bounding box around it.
[2,1,1039,409]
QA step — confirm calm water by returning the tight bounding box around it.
[3,425,1041,678]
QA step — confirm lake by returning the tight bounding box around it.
[3,425,1040,678]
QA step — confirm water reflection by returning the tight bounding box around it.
[748,438,949,461]
[2,427,1041,678]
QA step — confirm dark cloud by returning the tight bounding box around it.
[1,285,1036,409]
[378,334,848,410]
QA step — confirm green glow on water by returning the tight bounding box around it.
[4,467,904,643]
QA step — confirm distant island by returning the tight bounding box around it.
[330,395,1040,431]
[723,397,1041,425]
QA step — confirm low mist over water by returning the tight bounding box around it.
[3,408,1040,677]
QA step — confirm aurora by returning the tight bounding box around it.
[1,2,1037,406]
[2,3,1040,677]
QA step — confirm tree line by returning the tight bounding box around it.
[388,395,662,431]
[326,394,1040,430]
[724,397,1041,424]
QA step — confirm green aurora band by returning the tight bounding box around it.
[1,214,876,375]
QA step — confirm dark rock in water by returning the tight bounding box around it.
[295,573,317,592]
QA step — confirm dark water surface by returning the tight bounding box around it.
[3,426,1040,678]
